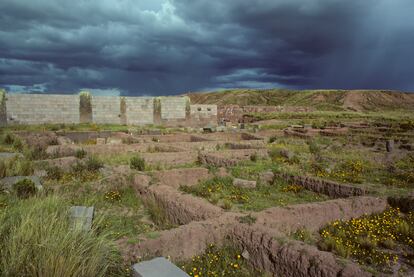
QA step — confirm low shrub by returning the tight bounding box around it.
[268,135,277,144]
[85,156,103,171]
[46,166,64,180]
[130,155,145,171]
[75,148,87,159]
[12,178,37,199]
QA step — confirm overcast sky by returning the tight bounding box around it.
[1,0,413,95]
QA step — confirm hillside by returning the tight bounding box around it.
[187,89,414,112]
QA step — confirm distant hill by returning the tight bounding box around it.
[187,89,414,112]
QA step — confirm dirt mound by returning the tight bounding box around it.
[230,225,370,277]
[152,168,211,189]
[275,173,368,198]
[252,196,387,234]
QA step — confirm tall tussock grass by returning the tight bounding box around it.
[0,196,125,277]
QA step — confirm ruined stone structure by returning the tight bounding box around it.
[1,92,217,127]
[218,105,315,123]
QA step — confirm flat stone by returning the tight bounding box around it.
[96,138,106,145]
[233,178,257,189]
[69,206,94,231]
[0,152,23,159]
[132,257,189,277]
[259,170,274,185]
[0,176,43,191]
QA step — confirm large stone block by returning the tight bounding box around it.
[69,206,94,231]
[132,257,189,277]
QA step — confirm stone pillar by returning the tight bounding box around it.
[120,97,127,125]
[386,139,394,153]
[153,97,162,125]
[0,89,6,126]
[79,91,92,123]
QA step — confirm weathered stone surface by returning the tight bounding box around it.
[259,170,275,185]
[6,94,80,124]
[0,176,43,191]
[96,138,106,145]
[69,206,94,231]
[0,152,23,159]
[233,178,256,188]
[132,257,189,277]
[386,139,394,152]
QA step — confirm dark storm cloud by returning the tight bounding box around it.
[1,0,413,95]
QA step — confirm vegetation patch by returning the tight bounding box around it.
[0,196,127,276]
[319,208,414,272]
[178,244,263,277]
[180,176,328,211]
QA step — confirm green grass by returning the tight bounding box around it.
[180,176,328,211]
[0,195,127,276]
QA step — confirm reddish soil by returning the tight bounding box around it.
[252,196,387,234]
[151,168,212,189]
[133,175,223,225]
[198,149,268,167]
[38,156,80,171]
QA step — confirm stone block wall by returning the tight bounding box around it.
[3,93,217,126]
[190,104,217,127]
[91,96,121,124]
[6,94,79,124]
[124,97,154,125]
[160,97,187,120]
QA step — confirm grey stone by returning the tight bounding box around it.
[0,152,24,159]
[148,129,162,135]
[279,149,294,160]
[233,178,256,189]
[259,170,274,185]
[69,206,94,231]
[386,140,394,152]
[96,138,106,145]
[132,257,189,277]
[241,249,250,260]
[0,176,43,191]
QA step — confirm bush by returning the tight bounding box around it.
[46,166,63,180]
[130,155,145,171]
[3,133,15,145]
[0,196,125,276]
[268,135,277,144]
[1,157,33,177]
[12,139,24,151]
[85,156,103,171]
[75,148,87,159]
[13,179,37,199]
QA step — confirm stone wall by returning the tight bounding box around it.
[91,96,121,124]
[124,97,154,125]
[160,97,187,120]
[190,104,217,127]
[6,94,80,124]
[4,93,217,126]
[218,105,315,123]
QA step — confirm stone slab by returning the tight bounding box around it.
[0,176,43,191]
[69,206,94,231]
[0,152,24,159]
[132,257,189,277]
